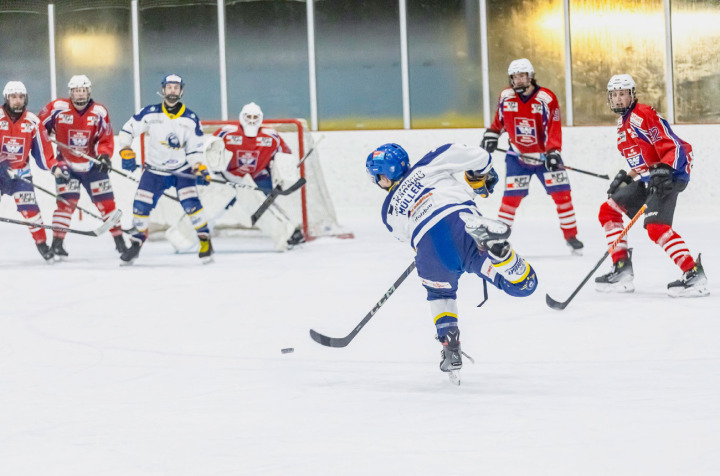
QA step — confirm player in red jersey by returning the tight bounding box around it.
[481,58,583,254]
[205,102,304,249]
[595,74,707,297]
[38,75,127,259]
[0,81,68,261]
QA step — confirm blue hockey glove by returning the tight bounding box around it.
[465,168,499,198]
[544,151,563,172]
[192,163,211,186]
[51,161,71,183]
[120,147,137,172]
[648,165,673,195]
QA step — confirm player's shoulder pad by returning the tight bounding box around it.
[53,99,72,110]
[90,103,109,118]
[535,89,555,105]
[133,103,162,119]
[260,126,280,138]
[24,111,41,124]
[413,143,453,168]
[215,124,237,137]
[500,88,516,99]
[180,107,200,122]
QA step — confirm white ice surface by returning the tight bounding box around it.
[1,207,719,476]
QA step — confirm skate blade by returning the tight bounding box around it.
[200,256,215,265]
[448,370,461,386]
[595,282,634,293]
[569,248,583,256]
[668,286,710,298]
[119,258,136,267]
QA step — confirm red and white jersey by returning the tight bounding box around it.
[615,103,693,181]
[213,125,291,179]
[0,107,56,173]
[489,86,562,161]
[39,99,114,173]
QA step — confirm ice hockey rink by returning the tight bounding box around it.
[1,128,719,475]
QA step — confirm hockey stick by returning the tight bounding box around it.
[309,261,417,348]
[0,209,122,237]
[51,139,181,203]
[545,204,647,310]
[496,148,610,180]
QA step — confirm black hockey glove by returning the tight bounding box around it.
[607,169,633,197]
[480,131,499,153]
[648,165,674,195]
[544,151,563,172]
[95,154,112,173]
[52,162,70,183]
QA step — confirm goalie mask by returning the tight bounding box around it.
[68,74,92,109]
[507,58,536,95]
[3,80,28,114]
[366,143,409,186]
[239,102,263,137]
[607,74,637,115]
[160,73,184,104]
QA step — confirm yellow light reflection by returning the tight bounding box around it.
[63,34,119,67]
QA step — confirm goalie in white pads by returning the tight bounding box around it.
[366,143,537,383]
[167,102,304,252]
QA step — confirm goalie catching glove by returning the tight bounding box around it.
[465,168,499,198]
[192,163,211,185]
[120,147,137,172]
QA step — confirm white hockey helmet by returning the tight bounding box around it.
[239,102,263,137]
[507,58,535,93]
[607,74,637,115]
[68,74,92,108]
[3,81,28,112]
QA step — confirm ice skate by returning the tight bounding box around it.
[460,213,511,250]
[668,254,709,298]
[439,329,462,385]
[566,236,584,256]
[50,237,68,261]
[595,251,634,293]
[287,227,305,247]
[114,235,128,255]
[120,239,142,266]
[198,235,214,264]
[36,242,54,263]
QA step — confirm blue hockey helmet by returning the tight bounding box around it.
[366,143,409,184]
[161,73,185,89]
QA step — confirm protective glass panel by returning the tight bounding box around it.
[55,3,134,124]
[569,0,666,125]
[314,0,403,130]
[407,0,483,128]
[486,0,566,125]
[0,7,51,112]
[225,0,310,121]
[672,0,720,123]
[138,1,220,120]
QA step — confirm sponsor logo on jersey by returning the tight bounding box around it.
[393,170,426,217]
[227,135,243,145]
[553,108,561,121]
[58,179,82,194]
[543,170,569,186]
[622,146,647,173]
[531,103,543,114]
[409,192,434,224]
[0,120,8,130]
[630,113,643,127]
[90,179,113,196]
[513,118,537,146]
[617,130,627,143]
[87,116,99,126]
[259,137,273,147]
[421,278,452,289]
[161,133,182,150]
[234,150,259,173]
[21,123,33,133]
[503,101,518,112]
[69,130,91,150]
[14,191,36,205]
[59,114,74,125]
[2,136,25,158]
[506,175,531,190]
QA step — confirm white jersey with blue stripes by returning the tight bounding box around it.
[117,103,204,173]
[381,143,493,249]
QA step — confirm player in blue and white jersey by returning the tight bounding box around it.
[116,74,213,264]
[366,143,537,380]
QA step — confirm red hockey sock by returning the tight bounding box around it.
[96,199,122,237]
[53,199,78,240]
[551,190,578,240]
[646,223,695,272]
[20,210,47,243]
[498,195,523,228]
[598,201,628,262]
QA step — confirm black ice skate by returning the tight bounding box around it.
[198,235,214,264]
[287,227,305,247]
[566,236,584,256]
[668,254,709,298]
[460,213,511,251]
[51,237,68,261]
[114,235,128,255]
[36,242,54,263]
[439,329,462,385]
[119,239,142,266]
[595,250,634,293]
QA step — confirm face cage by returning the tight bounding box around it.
[162,84,184,102]
[4,94,28,112]
[70,88,91,107]
[509,73,535,93]
[607,89,636,114]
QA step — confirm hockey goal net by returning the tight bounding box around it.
[138,118,351,242]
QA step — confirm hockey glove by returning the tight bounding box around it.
[465,168,499,198]
[192,163,211,185]
[120,147,137,172]
[607,169,633,197]
[95,154,112,173]
[648,165,674,195]
[51,162,70,183]
[480,131,500,153]
[544,151,563,172]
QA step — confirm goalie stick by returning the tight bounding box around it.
[0,209,122,237]
[546,204,647,310]
[309,261,416,348]
[495,147,610,180]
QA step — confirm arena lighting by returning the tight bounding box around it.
[63,34,119,67]
[539,7,720,33]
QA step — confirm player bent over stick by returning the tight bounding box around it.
[165,102,304,252]
[366,143,538,384]
[116,74,214,265]
[596,74,708,297]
